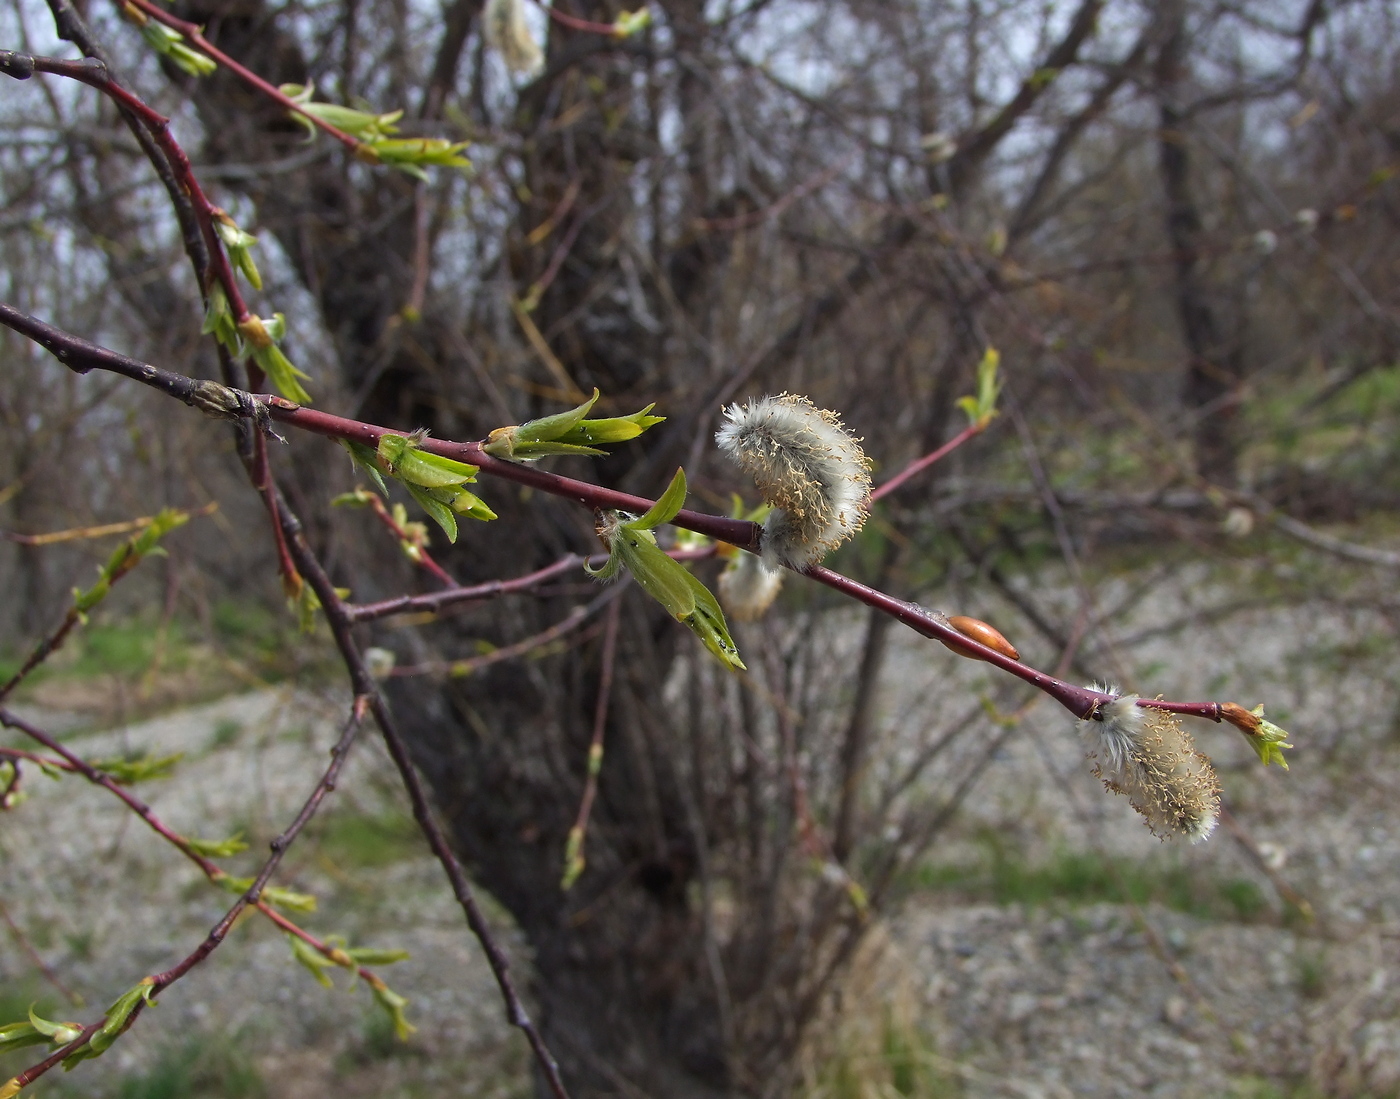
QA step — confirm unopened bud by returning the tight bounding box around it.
[941,615,1020,662]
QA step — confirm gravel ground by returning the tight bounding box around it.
[1,689,529,1097]
[4,559,1400,1097]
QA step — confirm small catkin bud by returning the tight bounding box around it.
[715,394,872,569]
[717,551,784,621]
[484,0,544,76]
[942,615,1020,662]
[1081,685,1220,843]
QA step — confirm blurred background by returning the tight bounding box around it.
[2,0,1400,1095]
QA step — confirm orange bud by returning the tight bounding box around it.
[1219,701,1261,734]
[941,615,1020,662]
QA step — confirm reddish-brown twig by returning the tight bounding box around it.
[117,0,364,153]
[0,304,1237,731]
[527,0,625,37]
[347,553,586,622]
[0,700,384,1091]
[0,897,84,1007]
[868,420,986,503]
[272,492,573,1099]
[390,584,621,677]
[363,492,457,588]
[5,54,252,327]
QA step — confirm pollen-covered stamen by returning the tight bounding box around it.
[1081,686,1221,843]
[716,394,872,568]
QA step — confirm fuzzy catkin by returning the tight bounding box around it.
[484,0,543,75]
[717,551,784,621]
[1081,687,1220,843]
[715,394,872,569]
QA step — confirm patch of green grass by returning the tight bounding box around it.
[114,1036,265,1099]
[212,718,244,748]
[802,1010,962,1098]
[1229,1076,1328,1099]
[1294,946,1329,1000]
[317,812,424,869]
[909,834,1273,922]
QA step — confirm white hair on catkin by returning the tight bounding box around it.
[715,394,872,569]
[484,0,543,75]
[717,551,784,621]
[1080,684,1220,843]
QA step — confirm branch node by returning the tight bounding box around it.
[0,51,35,80]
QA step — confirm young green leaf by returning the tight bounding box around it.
[86,979,156,1056]
[263,885,318,913]
[955,346,1001,428]
[484,390,666,459]
[370,983,416,1041]
[278,83,404,140]
[377,434,479,488]
[0,1020,47,1056]
[26,1007,82,1046]
[631,467,688,530]
[287,935,337,989]
[404,483,458,544]
[585,470,743,670]
[339,440,390,496]
[361,137,471,181]
[88,752,182,785]
[345,947,411,966]
[184,833,249,858]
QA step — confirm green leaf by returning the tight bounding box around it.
[0,1020,47,1056]
[214,872,254,896]
[618,533,696,619]
[26,1007,82,1046]
[370,983,416,1041]
[612,8,651,36]
[632,468,688,530]
[404,483,458,544]
[957,346,1001,428]
[377,435,479,488]
[251,343,313,405]
[484,391,666,459]
[513,389,600,443]
[553,405,664,447]
[442,487,497,521]
[184,833,248,858]
[287,935,337,989]
[88,753,182,785]
[278,83,404,140]
[363,137,471,179]
[338,440,389,496]
[345,947,411,966]
[87,979,156,1056]
[140,22,216,78]
[214,219,263,290]
[674,568,746,670]
[263,885,318,913]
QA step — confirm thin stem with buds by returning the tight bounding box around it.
[0,303,1233,729]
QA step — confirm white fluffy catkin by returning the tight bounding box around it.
[484,0,544,76]
[715,394,872,569]
[1081,685,1220,843]
[717,551,784,621]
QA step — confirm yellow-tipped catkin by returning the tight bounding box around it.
[715,394,872,569]
[717,551,784,621]
[1081,686,1220,843]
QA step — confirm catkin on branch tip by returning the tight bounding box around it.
[715,394,872,569]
